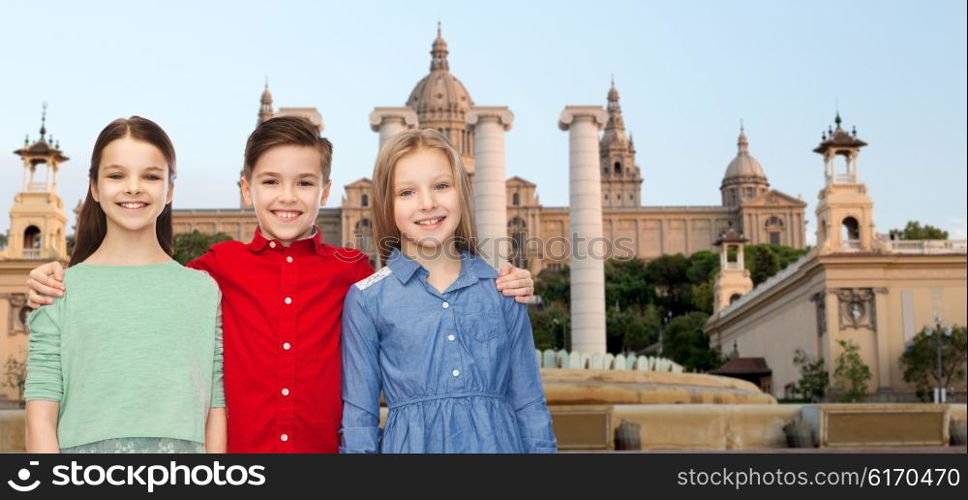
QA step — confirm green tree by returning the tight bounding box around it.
[889,221,949,240]
[604,258,653,311]
[645,254,692,315]
[832,339,871,402]
[0,231,8,249]
[686,251,719,284]
[630,304,662,352]
[899,325,967,402]
[528,302,569,351]
[791,349,829,402]
[748,245,779,285]
[173,230,233,265]
[662,311,721,371]
[535,265,570,306]
[605,304,661,354]
[690,280,714,315]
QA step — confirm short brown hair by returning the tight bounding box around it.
[243,116,332,181]
[370,128,478,262]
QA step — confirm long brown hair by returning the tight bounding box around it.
[69,116,177,266]
[370,128,478,263]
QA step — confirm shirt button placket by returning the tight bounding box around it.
[278,245,297,450]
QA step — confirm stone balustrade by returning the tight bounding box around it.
[536,349,683,373]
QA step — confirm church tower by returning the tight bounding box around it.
[712,226,754,313]
[812,113,874,254]
[4,104,69,260]
[257,78,273,126]
[405,24,476,173]
[599,78,643,207]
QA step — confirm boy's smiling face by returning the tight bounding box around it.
[240,144,330,245]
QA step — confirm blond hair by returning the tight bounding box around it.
[370,128,478,263]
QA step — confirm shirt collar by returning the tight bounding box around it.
[246,226,333,256]
[387,247,498,287]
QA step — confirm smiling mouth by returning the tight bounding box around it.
[414,216,445,228]
[118,202,148,210]
[271,210,303,221]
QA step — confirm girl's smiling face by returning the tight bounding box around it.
[393,147,461,257]
[91,135,172,234]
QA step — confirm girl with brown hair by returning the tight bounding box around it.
[24,117,226,453]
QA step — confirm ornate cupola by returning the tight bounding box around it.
[599,77,642,207]
[405,24,476,173]
[720,124,770,208]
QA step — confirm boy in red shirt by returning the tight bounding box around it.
[26,116,534,452]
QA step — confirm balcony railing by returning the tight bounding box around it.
[22,249,41,258]
[886,239,968,254]
[842,239,862,251]
[834,173,858,184]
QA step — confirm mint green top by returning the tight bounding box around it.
[25,260,224,450]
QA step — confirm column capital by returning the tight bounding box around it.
[558,106,608,131]
[368,107,418,132]
[465,106,514,131]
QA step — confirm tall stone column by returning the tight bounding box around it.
[369,107,418,150]
[466,107,513,269]
[559,106,608,354]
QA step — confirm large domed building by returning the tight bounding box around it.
[162,26,808,271]
[405,25,476,173]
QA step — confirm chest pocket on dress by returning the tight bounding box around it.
[457,310,503,343]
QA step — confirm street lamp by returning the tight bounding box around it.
[659,311,673,357]
[932,314,953,403]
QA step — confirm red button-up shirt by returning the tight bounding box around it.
[189,228,373,453]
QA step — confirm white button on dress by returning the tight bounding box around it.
[442,302,449,309]
[452,369,460,377]
[447,334,455,341]
[284,297,292,305]
[286,256,293,263]
[283,342,291,351]
[280,434,288,442]
[281,388,290,396]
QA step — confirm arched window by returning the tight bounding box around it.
[24,226,41,249]
[361,194,368,207]
[729,293,742,304]
[765,216,784,245]
[841,216,860,248]
[512,192,520,206]
[614,161,622,174]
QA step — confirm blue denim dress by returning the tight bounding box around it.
[340,248,557,453]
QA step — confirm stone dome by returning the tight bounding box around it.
[405,26,474,117]
[723,128,767,182]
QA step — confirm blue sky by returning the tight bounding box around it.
[1,0,965,242]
